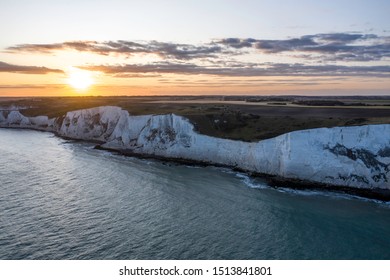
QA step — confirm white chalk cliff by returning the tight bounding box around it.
[1,106,389,190]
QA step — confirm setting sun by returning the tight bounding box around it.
[67,67,94,91]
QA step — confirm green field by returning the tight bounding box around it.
[1,96,390,142]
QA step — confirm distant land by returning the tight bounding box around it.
[1,95,389,142]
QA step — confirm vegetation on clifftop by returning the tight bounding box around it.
[1,95,390,142]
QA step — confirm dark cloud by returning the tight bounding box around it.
[313,33,376,43]
[0,61,63,74]
[79,62,390,78]
[6,43,66,53]
[149,41,223,59]
[216,33,390,61]
[7,40,223,60]
[217,38,257,49]
[7,33,390,62]
[254,36,317,52]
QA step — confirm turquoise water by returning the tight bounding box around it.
[0,128,389,259]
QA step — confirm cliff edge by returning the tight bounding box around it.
[1,106,389,192]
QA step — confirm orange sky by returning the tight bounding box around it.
[1,1,389,96]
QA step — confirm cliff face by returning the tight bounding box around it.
[0,110,54,129]
[1,106,389,190]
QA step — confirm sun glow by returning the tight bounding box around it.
[67,67,94,91]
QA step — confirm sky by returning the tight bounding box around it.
[0,0,389,96]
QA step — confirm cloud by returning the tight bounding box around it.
[4,32,390,79]
[7,40,223,60]
[217,38,257,49]
[216,33,390,61]
[7,33,390,62]
[0,84,64,89]
[79,62,390,78]
[112,73,161,78]
[0,61,63,74]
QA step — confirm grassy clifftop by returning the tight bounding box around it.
[1,95,390,142]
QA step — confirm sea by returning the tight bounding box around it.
[1,128,389,260]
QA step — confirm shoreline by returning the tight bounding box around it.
[94,142,390,202]
[1,105,389,201]
[1,125,390,202]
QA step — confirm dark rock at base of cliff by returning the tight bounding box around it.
[94,144,390,202]
[265,176,390,202]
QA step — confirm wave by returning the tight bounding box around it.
[234,172,390,207]
[234,173,269,190]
